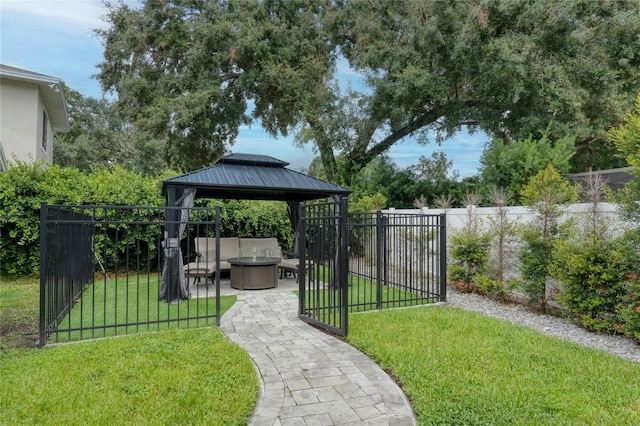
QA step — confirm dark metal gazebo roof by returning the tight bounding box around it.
[163,153,352,202]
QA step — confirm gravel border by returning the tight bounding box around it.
[445,286,640,364]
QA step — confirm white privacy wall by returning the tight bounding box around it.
[379,203,632,301]
[382,203,630,237]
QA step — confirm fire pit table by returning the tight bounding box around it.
[228,257,279,290]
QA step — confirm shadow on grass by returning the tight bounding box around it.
[0,276,40,349]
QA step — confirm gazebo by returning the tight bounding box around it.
[159,153,352,302]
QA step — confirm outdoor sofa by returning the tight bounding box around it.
[184,237,302,285]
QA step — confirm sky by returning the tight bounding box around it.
[0,0,488,176]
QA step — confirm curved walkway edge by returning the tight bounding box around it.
[220,288,416,426]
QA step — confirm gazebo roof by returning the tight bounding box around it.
[163,153,352,202]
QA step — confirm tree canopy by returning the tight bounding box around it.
[479,126,575,204]
[317,0,640,183]
[96,0,640,180]
[346,153,462,208]
[54,85,165,175]
[609,92,640,222]
[97,0,335,171]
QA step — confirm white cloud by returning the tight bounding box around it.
[1,0,109,31]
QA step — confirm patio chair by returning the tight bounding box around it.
[278,249,312,282]
[184,237,238,286]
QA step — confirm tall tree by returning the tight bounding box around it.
[96,0,640,180]
[54,85,128,170]
[609,92,640,222]
[54,85,165,175]
[351,153,461,208]
[96,0,335,171]
[307,0,640,184]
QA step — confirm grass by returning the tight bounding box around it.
[0,276,40,349]
[0,328,258,425]
[1,275,256,424]
[347,306,640,425]
[52,275,236,342]
[3,276,639,425]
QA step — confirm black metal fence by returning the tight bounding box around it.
[299,198,447,336]
[39,204,220,346]
[348,211,446,309]
[299,199,350,335]
[39,205,95,342]
[41,202,446,344]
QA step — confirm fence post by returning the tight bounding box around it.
[38,202,47,347]
[298,203,306,316]
[439,213,447,302]
[375,211,384,309]
[215,205,221,325]
[340,197,349,333]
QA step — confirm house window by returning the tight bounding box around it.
[42,109,48,152]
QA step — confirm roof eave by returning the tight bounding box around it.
[163,180,352,201]
[0,65,70,132]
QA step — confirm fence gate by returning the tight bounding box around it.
[298,200,447,337]
[298,198,350,336]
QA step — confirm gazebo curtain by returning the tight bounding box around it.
[159,187,196,303]
[287,201,301,254]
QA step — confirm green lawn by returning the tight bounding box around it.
[0,328,258,425]
[3,276,639,425]
[347,307,640,425]
[2,276,255,425]
[0,276,40,349]
[51,276,235,342]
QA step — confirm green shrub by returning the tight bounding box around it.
[448,230,491,287]
[518,226,554,304]
[609,92,640,223]
[551,168,639,339]
[84,166,165,206]
[553,237,628,333]
[616,228,640,342]
[219,200,293,250]
[472,273,513,299]
[618,277,640,342]
[517,164,578,305]
[83,166,167,270]
[350,192,387,213]
[1,163,169,276]
[486,187,520,289]
[0,162,88,276]
[1,163,300,277]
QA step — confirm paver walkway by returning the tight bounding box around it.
[219,283,416,426]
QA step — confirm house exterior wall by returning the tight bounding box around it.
[0,142,7,171]
[0,78,53,164]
